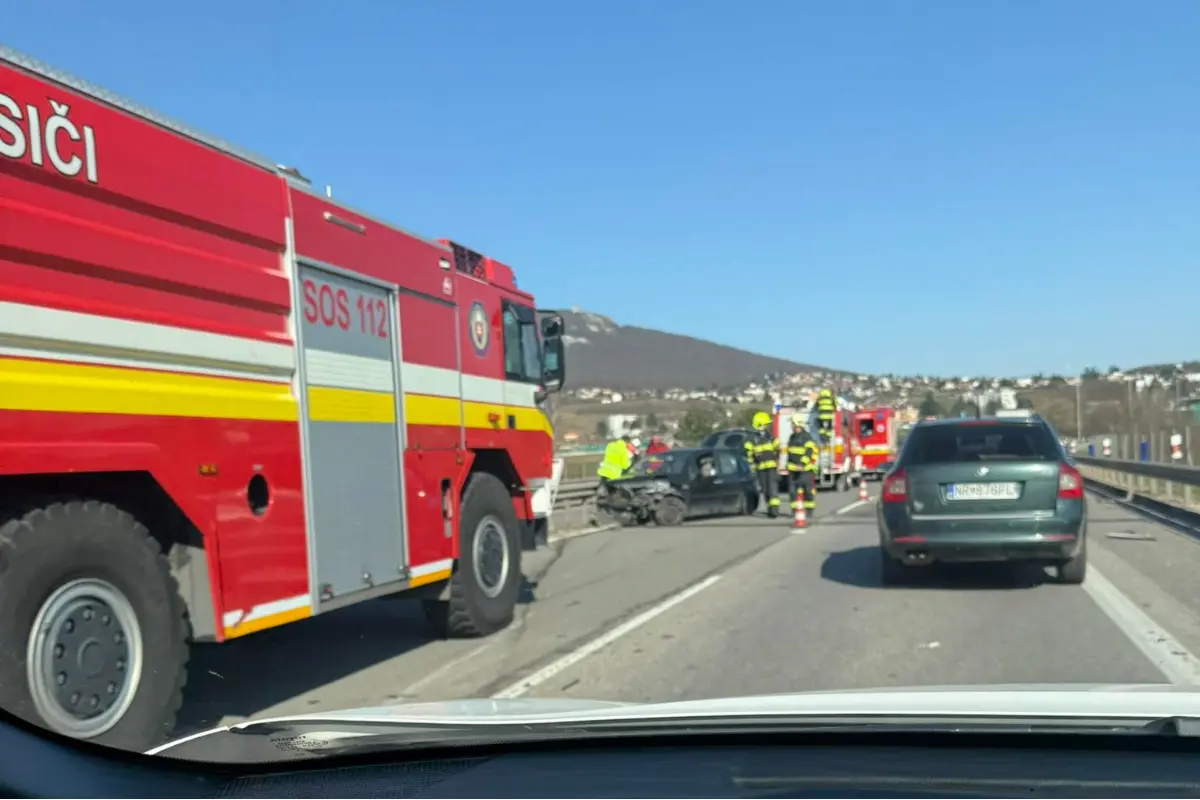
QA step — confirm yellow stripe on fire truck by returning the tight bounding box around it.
[222,558,456,638]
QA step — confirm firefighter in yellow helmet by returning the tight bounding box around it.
[785,413,819,514]
[815,388,837,441]
[744,411,782,518]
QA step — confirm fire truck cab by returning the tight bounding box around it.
[853,407,897,480]
[0,46,565,752]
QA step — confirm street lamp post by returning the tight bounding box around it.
[1076,373,1083,440]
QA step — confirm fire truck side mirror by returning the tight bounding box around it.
[540,332,565,395]
[539,313,564,339]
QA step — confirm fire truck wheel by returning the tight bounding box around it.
[0,501,189,752]
[446,473,523,637]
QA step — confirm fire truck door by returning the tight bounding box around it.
[298,264,407,607]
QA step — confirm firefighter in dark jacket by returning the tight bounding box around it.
[814,389,837,440]
[786,414,819,514]
[744,411,782,518]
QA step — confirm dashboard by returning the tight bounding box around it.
[3,718,1200,798]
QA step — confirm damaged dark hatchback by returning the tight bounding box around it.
[876,414,1087,585]
[597,447,759,527]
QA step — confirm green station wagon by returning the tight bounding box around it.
[876,413,1086,585]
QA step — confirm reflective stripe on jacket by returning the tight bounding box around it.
[786,432,819,473]
[747,430,780,471]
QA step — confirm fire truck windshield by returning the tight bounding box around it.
[858,419,876,439]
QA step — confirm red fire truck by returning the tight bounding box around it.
[0,46,565,751]
[853,407,897,480]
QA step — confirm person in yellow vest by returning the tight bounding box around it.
[785,414,819,514]
[744,411,782,518]
[815,389,837,441]
[596,434,633,485]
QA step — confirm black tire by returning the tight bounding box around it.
[444,473,523,638]
[1056,539,1088,585]
[0,501,189,752]
[879,550,912,586]
[654,496,687,527]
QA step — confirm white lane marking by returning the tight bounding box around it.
[1082,565,1200,685]
[837,499,870,514]
[492,574,723,699]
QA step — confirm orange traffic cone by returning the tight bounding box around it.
[858,481,869,502]
[792,504,807,530]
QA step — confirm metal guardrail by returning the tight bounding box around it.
[1073,456,1200,516]
[1074,456,1200,486]
[547,477,601,534]
[554,478,600,505]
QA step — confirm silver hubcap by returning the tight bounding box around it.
[472,515,511,599]
[27,579,143,739]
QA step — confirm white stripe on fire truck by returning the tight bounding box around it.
[222,559,457,629]
[409,558,454,578]
[221,593,309,629]
[403,362,539,409]
[304,349,394,392]
[1,302,542,408]
[0,300,294,379]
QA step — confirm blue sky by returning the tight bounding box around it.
[5,1,1198,376]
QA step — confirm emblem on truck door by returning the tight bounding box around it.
[468,302,489,357]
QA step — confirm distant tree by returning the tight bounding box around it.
[985,400,1001,416]
[1081,367,1101,380]
[593,420,608,439]
[645,412,660,431]
[1108,365,1121,375]
[1048,375,1066,385]
[917,392,943,419]
[949,398,971,417]
[631,416,643,429]
[1016,395,1035,409]
[676,409,721,445]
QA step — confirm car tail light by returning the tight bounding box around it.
[1058,463,1083,499]
[882,468,907,503]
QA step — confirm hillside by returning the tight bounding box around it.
[560,309,825,390]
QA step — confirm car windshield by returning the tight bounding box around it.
[904,423,1061,464]
[4,6,1199,777]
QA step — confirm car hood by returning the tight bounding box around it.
[607,474,669,487]
[149,684,1200,756]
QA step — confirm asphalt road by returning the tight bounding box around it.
[175,484,1200,739]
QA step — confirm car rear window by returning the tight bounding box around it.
[903,423,1060,465]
